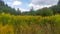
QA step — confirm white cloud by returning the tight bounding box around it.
[29,3,34,7]
[6,1,22,6]
[29,3,52,10]
[32,0,58,5]
[19,8,29,12]
[12,1,22,6]
[28,0,58,10]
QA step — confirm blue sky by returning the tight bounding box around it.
[3,0,58,12]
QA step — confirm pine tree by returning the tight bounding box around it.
[0,0,17,15]
[16,8,21,15]
[57,0,60,6]
[0,0,5,6]
[29,7,36,15]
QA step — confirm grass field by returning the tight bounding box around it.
[0,14,60,34]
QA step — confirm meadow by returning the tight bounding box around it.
[0,13,60,34]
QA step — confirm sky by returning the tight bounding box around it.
[3,0,58,12]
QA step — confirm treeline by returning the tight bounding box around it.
[0,0,21,15]
[0,0,60,16]
[22,0,60,16]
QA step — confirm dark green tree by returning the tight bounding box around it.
[51,0,60,14]
[0,0,5,6]
[51,5,58,14]
[16,8,21,15]
[29,7,36,15]
[36,8,53,16]
[57,0,60,6]
[0,0,17,15]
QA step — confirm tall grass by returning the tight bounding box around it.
[0,13,60,34]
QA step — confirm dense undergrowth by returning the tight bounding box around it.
[0,14,60,34]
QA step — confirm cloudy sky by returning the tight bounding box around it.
[3,0,58,12]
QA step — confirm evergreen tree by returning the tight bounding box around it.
[57,0,60,6]
[29,7,36,15]
[0,0,5,6]
[16,8,21,15]
[0,0,17,15]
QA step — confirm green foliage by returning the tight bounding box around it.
[29,7,36,15]
[0,0,17,15]
[57,0,60,6]
[0,0,5,6]
[51,5,60,14]
[50,0,60,14]
[16,8,21,15]
[36,8,53,16]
